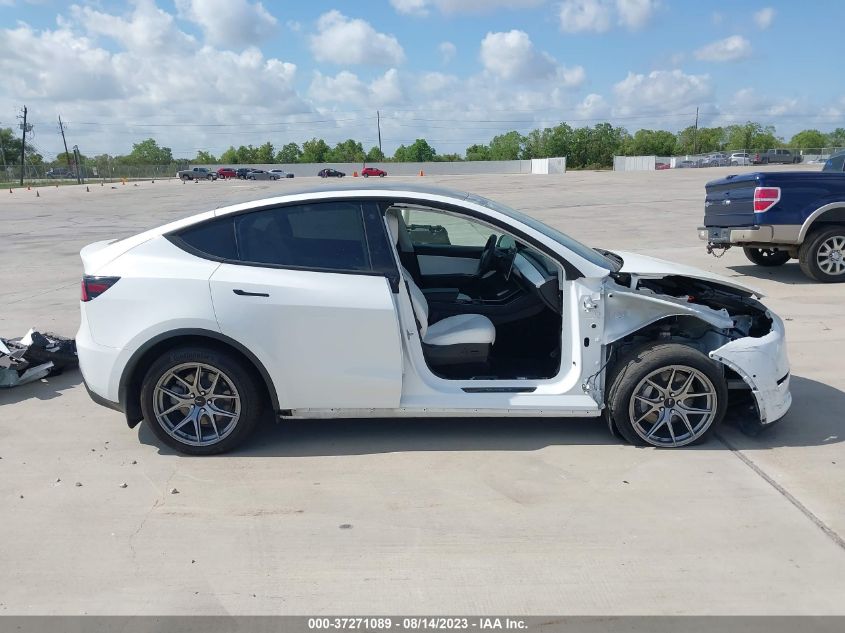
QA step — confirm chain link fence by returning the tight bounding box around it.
[1,162,189,188]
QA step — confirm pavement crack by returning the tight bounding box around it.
[716,431,845,553]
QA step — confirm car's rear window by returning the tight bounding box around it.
[823,154,845,172]
[178,218,237,260]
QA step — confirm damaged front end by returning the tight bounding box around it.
[603,269,791,433]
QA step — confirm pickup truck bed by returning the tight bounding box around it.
[700,171,845,282]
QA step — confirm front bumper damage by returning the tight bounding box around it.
[709,312,792,428]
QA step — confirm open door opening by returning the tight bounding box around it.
[385,204,564,381]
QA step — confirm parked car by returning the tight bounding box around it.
[702,153,729,167]
[677,160,699,168]
[753,149,802,165]
[177,167,217,181]
[236,168,252,179]
[729,152,752,166]
[217,167,237,179]
[700,171,845,282]
[246,169,280,181]
[77,185,791,454]
[362,167,387,177]
[655,162,670,170]
[269,169,295,178]
[318,168,345,178]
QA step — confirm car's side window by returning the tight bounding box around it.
[178,217,238,260]
[403,208,501,247]
[234,202,371,272]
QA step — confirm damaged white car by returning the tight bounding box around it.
[76,185,791,454]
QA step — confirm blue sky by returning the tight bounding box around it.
[1,0,842,159]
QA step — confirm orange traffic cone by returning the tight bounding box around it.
[353,171,358,177]
[86,186,90,192]
[9,188,12,194]
[419,169,424,176]
[27,185,31,190]
[36,190,40,197]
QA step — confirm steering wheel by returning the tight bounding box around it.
[476,234,498,276]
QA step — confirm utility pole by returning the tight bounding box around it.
[377,110,383,159]
[58,115,72,169]
[693,106,699,156]
[73,145,83,185]
[18,105,28,186]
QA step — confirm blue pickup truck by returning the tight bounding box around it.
[700,157,845,282]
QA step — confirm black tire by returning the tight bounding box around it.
[362,173,368,177]
[206,174,213,181]
[140,346,265,455]
[743,247,791,266]
[799,225,845,282]
[605,343,728,448]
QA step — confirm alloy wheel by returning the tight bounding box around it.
[628,365,718,447]
[816,235,845,276]
[152,362,241,447]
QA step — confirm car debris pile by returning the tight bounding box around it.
[0,329,77,388]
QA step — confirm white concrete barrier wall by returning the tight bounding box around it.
[613,156,657,172]
[199,158,566,177]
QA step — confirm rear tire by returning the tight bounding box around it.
[743,247,791,266]
[799,226,845,282]
[606,343,727,448]
[140,346,265,455]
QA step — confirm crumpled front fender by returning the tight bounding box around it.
[709,312,792,425]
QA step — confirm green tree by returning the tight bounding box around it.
[488,131,523,160]
[676,126,724,154]
[365,146,385,162]
[435,153,463,162]
[790,129,827,150]
[276,142,302,163]
[826,128,845,148]
[255,142,275,163]
[465,144,491,161]
[301,137,331,163]
[724,122,780,152]
[193,150,217,164]
[219,146,239,164]
[394,138,436,162]
[126,138,173,164]
[328,139,366,163]
[0,127,46,165]
[623,129,677,156]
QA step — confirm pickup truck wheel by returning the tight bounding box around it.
[606,343,727,448]
[743,247,791,266]
[799,226,845,282]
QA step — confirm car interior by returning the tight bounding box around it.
[384,205,563,381]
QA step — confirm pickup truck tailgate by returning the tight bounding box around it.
[704,173,758,227]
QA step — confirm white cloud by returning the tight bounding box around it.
[558,0,658,33]
[694,35,752,62]
[175,0,277,48]
[391,0,543,15]
[439,41,456,64]
[753,7,775,30]
[613,69,711,115]
[576,93,611,120]
[479,30,584,86]
[310,10,405,66]
[615,0,659,30]
[558,0,612,33]
[309,69,404,106]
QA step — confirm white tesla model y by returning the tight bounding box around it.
[77,186,791,454]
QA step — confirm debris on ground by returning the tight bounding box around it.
[0,329,77,388]
[170,488,179,495]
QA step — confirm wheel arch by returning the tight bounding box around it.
[798,203,845,241]
[119,328,280,428]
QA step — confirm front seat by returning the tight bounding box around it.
[387,211,496,366]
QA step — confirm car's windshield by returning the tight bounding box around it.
[465,192,619,271]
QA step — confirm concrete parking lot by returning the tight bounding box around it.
[1,167,843,614]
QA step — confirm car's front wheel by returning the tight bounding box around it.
[140,346,265,455]
[743,247,791,266]
[606,343,727,448]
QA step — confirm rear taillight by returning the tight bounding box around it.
[753,186,781,213]
[81,275,120,302]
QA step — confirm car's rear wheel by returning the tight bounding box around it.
[140,346,265,455]
[743,247,791,266]
[799,226,845,282]
[206,174,213,181]
[606,343,727,448]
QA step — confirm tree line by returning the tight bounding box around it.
[6,122,845,173]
